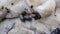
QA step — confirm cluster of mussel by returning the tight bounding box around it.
[19,6,41,22]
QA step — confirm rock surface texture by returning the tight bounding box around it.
[0,0,60,34]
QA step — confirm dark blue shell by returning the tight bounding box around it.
[51,28,60,34]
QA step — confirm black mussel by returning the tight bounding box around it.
[30,5,33,8]
[32,12,41,20]
[30,14,35,18]
[24,15,32,21]
[25,8,28,11]
[51,28,60,34]
[21,11,27,17]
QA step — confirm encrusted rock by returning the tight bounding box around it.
[0,0,60,34]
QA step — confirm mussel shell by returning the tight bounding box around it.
[51,28,60,34]
[19,15,25,22]
[24,15,32,21]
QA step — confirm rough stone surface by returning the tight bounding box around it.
[0,0,60,34]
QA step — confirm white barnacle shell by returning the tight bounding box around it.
[0,0,28,18]
[26,0,48,7]
[33,0,56,18]
[6,0,29,18]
